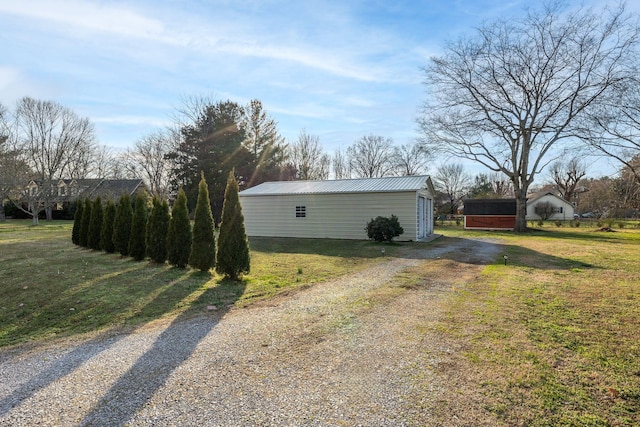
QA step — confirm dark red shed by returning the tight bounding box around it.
[463,199,516,230]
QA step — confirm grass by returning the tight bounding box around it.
[0,220,399,348]
[428,225,640,426]
[2,219,639,424]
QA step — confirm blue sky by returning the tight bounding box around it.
[0,0,627,176]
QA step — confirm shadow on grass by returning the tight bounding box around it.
[79,276,246,426]
[0,271,246,424]
[249,236,401,258]
[524,227,640,244]
[396,236,600,270]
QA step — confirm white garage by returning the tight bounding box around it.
[238,175,435,241]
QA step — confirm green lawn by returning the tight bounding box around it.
[2,220,638,424]
[430,225,640,426]
[0,220,397,348]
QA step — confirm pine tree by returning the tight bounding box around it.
[167,188,192,268]
[146,196,170,264]
[101,198,116,253]
[216,170,250,279]
[113,193,133,256]
[189,173,216,272]
[71,199,83,245]
[129,192,148,261]
[88,196,103,250]
[79,198,92,247]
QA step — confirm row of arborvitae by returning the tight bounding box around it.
[71,171,250,280]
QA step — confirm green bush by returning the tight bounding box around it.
[79,198,92,247]
[71,198,83,245]
[101,199,116,253]
[189,173,216,272]
[88,197,103,250]
[128,192,148,261]
[537,219,544,227]
[366,215,404,242]
[570,219,580,228]
[167,188,192,268]
[216,171,250,280]
[555,220,562,227]
[617,221,625,229]
[112,193,133,256]
[146,196,170,264]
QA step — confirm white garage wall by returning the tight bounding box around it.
[240,191,422,240]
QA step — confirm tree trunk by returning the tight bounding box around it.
[0,203,5,222]
[46,206,53,221]
[32,214,39,226]
[514,193,528,232]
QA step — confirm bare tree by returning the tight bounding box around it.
[347,135,395,178]
[433,163,471,215]
[534,201,558,221]
[332,149,350,179]
[489,172,513,198]
[549,157,587,202]
[124,128,178,197]
[392,142,430,176]
[419,3,639,231]
[0,104,31,222]
[90,144,120,179]
[14,97,96,223]
[586,77,640,183]
[289,130,330,180]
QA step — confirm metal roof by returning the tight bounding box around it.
[239,175,432,196]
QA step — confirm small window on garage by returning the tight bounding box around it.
[295,206,306,218]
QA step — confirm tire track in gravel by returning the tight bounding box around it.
[0,236,502,426]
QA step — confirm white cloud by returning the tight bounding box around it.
[0,0,165,41]
[1,0,395,82]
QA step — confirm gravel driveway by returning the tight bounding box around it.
[0,237,501,426]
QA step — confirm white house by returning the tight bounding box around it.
[526,192,575,221]
[238,175,436,241]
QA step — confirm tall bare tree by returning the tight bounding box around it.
[586,77,640,183]
[332,148,351,179]
[549,157,587,202]
[392,142,430,176]
[419,3,639,231]
[0,104,31,222]
[124,128,178,197]
[90,144,120,179]
[14,97,96,223]
[433,163,471,215]
[347,135,394,178]
[290,129,330,180]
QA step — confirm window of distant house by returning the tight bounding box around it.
[295,206,306,218]
[59,186,66,196]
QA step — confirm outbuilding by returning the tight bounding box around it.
[238,175,436,241]
[463,199,517,230]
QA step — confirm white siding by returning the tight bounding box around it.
[526,194,575,220]
[240,191,423,240]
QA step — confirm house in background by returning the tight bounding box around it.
[239,175,436,241]
[463,199,517,230]
[23,178,145,216]
[525,192,575,221]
